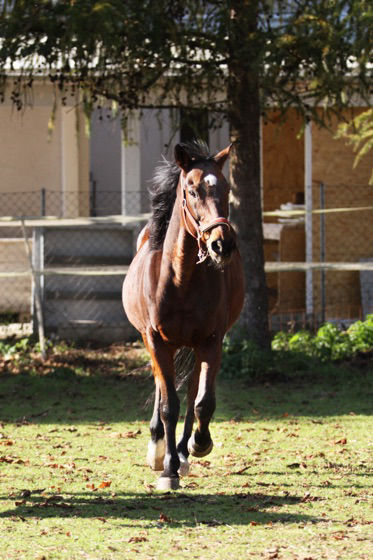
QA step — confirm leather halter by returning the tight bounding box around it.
[181,182,232,264]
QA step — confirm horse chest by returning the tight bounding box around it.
[153,272,227,344]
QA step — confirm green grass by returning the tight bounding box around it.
[0,349,372,560]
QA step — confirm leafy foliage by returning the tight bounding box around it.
[0,336,61,368]
[0,0,371,121]
[0,336,42,361]
[222,316,373,381]
[271,315,373,361]
[347,315,373,352]
[335,109,373,184]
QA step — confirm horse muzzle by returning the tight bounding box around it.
[205,226,236,267]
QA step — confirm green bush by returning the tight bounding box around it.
[271,316,373,363]
[271,331,291,351]
[221,317,373,380]
[347,314,373,353]
[0,337,34,360]
[288,330,316,355]
[0,336,53,362]
[314,323,353,361]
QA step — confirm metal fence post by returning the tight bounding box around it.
[31,226,46,357]
[40,188,46,216]
[320,182,326,324]
[20,223,45,358]
[305,122,313,323]
[90,174,97,217]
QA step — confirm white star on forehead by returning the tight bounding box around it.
[204,173,218,186]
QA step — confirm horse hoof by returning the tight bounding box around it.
[187,434,213,457]
[178,453,190,476]
[146,439,165,471]
[156,476,180,491]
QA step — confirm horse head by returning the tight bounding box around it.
[175,143,237,267]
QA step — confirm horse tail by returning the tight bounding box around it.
[175,347,195,390]
[144,347,194,410]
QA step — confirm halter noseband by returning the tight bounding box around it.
[181,183,232,264]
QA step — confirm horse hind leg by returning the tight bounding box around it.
[176,356,201,476]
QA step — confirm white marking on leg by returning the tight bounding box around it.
[204,173,217,186]
[146,439,165,471]
[178,453,190,476]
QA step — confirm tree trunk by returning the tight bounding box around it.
[227,1,270,350]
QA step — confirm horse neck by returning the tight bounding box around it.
[161,189,199,288]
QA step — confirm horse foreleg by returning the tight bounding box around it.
[143,335,165,471]
[188,341,221,458]
[147,332,180,490]
[176,358,201,476]
[146,382,165,471]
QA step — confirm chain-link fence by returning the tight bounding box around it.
[1,184,372,341]
[0,230,32,318]
[311,182,373,321]
[265,182,373,330]
[0,188,146,224]
[0,189,147,341]
[0,216,146,342]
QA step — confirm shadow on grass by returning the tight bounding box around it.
[0,366,372,425]
[256,470,373,485]
[0,371,153,425]
[0,490,324,527]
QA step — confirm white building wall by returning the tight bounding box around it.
[140,109,179,212]
[89,108,231,216]
[90,109,122,216]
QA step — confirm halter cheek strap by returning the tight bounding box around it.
[181,185,232,264]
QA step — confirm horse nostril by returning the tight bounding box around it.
[211,239,223,255]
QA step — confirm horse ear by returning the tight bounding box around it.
[214,144,232,170]
[174,144,191,173]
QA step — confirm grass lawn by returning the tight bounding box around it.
[0,344,372,559]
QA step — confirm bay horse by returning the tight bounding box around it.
[122,141,244,490]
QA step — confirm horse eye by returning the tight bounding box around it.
[188,189,197,198]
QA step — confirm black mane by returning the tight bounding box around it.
[148,140,213,250]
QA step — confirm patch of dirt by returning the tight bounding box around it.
[0,341,150,377]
